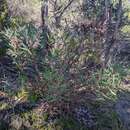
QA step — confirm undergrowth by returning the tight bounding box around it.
[0,19,129,130]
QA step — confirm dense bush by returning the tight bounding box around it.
[0,0,130,130]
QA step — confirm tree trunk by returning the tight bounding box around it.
[38,0,49,62]
[103,0,122,67]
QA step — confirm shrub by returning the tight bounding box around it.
[0,0,8,29]
[90,65,127,100]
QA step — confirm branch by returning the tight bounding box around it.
[54,0,74,27]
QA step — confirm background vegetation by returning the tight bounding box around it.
[0,0,130,130]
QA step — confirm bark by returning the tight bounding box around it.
[38,0,49,61]
[34,0,49,71]
[103,0,122,67]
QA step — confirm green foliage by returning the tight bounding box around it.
[0,0,8,29]
[121,25,130,35]
[0,102,10,110]
[57,117,87,130]
[90,65,127,100]
[95,104,124,130]
[42,67,68,102]
[15,112,83,130]
[14,88,29,102]
[3,23,38,69]
[0,32,11,57]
